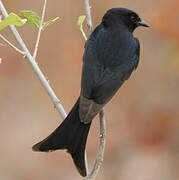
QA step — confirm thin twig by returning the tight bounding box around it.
[0,0,67,119]
[33,0,47,59]
[80,26,87,41]
[83,0,106,179]
[0,34,25,55]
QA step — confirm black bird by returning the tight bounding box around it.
[32,8,149,177]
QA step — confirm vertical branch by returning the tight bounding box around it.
[87,110,106,179]
[83,0,106,179]
[83,0,93,34]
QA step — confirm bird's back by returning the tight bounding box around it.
[85,24,137,68]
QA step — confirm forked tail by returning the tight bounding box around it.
[32,98,91,177]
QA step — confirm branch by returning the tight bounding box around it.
[33,0,47,59]
[83,0,106,179]
[0,0,67,119]
[87,110,106,179]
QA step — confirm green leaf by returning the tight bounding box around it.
[0,13,27,31]
[77,15,86,27]
[42,17,59,30]
[19,10,41,27]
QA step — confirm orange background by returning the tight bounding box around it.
[1,0,179,179]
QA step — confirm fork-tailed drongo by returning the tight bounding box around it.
[32,8,149,177]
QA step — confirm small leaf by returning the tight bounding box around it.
[19,10,41,27]
[77,15,86,27]
[0,13,27,31]
[42,17,59,30]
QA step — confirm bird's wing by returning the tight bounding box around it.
[79,25,106,123]
[79,26,140,123]
[91,37,140,104]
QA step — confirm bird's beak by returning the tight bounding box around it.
[137,20,150,27]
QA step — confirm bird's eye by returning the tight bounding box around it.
[130,16,136,22]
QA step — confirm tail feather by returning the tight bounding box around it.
[32,98,91,177]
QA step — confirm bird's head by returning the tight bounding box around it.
[102,8,150,32]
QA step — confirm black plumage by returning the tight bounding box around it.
[32,8,149,177]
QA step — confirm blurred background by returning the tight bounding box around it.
[1,0,179,179]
